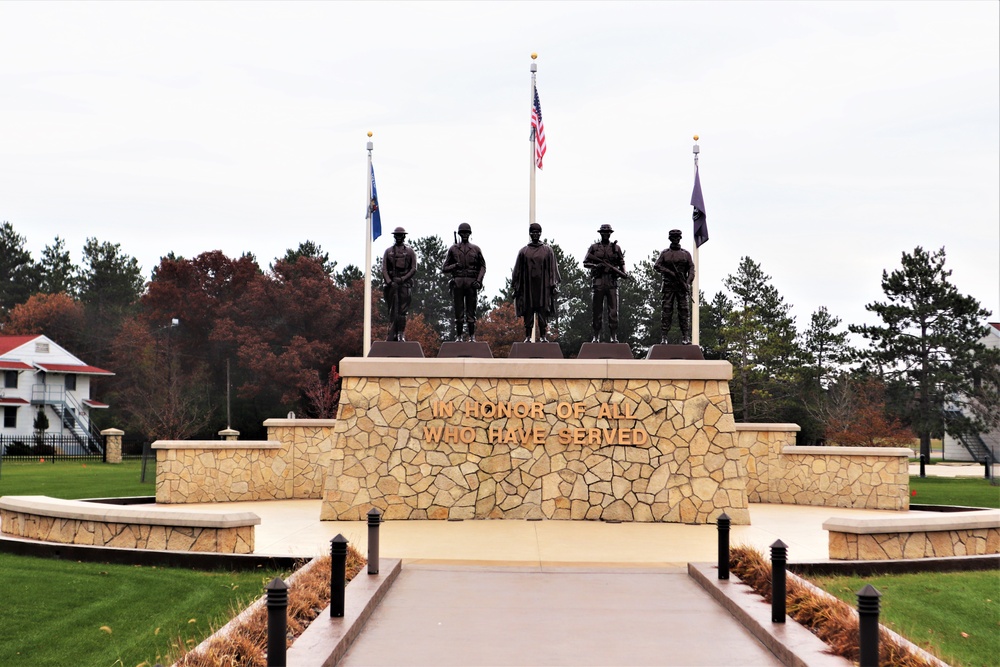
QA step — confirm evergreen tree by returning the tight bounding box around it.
[802,306,851,390]
[407,234,452,340]
[550,241,590,356]
[276,240,336,275]
[37,236,79,296]
[0,221,39,313]
[699,291,732,361]
[618,250,659,355]
[721,256,801,421]
[851,246,998,460]
[334,264,363,289]
[78,238,144,312]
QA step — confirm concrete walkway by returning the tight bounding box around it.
[337,565,785,667]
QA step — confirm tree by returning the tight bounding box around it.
[550,241,589,356]
[617,251,660,355]
[407,235,452,340]
[820,376,915,447]
[276,240,336,276]
[78,238,144,311]
[301,366,341,418]
[801,306,851,390]
[721,257,801,421]
[0,221,39,313]
[334,264,364,289]
[851,246,998,460]
[2,293,86,352]
[699,291,732,361]
[476,301,522,358]
[37,236,79,296]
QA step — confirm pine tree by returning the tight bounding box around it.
[851,246,998,460]
[37,236,80,296]
[0,221,39,312]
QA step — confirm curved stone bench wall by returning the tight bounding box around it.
[0,496,259,553]
[824,511,1000,559]
[321,358,751,524]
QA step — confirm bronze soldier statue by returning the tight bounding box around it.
[442,222,486,341]
[511,222,560,342]
[382,226,417,342]
[583,223,627,343]
[654,229,694,345]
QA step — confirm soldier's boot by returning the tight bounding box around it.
[524,323,532,343]
[610,328,619,344]
[397,320,406,342]
[467,322,476,342]
[591,329,600,343]
[454,321,464,342]
[538,323,548,343]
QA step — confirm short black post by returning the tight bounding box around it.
[330,534,348,618]
[984,457,991,480]
[716,513,730,580]
[857,583,882,667]
[770,539,787,623]
[919,453,926,478]
[367,507,382,575]
[265,577,288,667]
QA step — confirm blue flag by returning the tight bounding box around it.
[368,162,382,241]
[691,165,708,248]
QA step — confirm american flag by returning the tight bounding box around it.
[531,86,546,169]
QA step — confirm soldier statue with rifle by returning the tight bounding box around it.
[382,226,417,342]
[442,222,486,341]
[654,228,695,345]
[583,224,629,343]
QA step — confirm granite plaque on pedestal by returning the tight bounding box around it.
[367,341,424,358]
[645,344,704,360]
[438,341,493,358]
[577,342,634,359]
[508,342,563,359]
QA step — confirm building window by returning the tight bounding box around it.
[65,374,77,391]
[35,342,49,353]
[3,371,17,389]
[3,407,16,429]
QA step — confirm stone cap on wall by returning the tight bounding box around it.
[263,418,339,427]
[782,445,914,457]
[0,495,261,528]
[152,440,281,450]
[824,509,1000,534]
[734,423,801,432]
[339,357,733,380]
[99,428,124,436]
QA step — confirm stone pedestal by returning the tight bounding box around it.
[101,428,124,464]
[321,358,750,524]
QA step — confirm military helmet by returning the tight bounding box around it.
[529,222,542,233]
[458,222,472,234]
[392,226,407,236]
[668,228,682,237]
[598,224,614,234]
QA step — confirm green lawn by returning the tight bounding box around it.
[807,570,1000,667]
[909,476,1000,509]
[0,551,284,667]
[0,458,153,499]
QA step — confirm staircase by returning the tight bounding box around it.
[30,385,104,455]
[944,410,996,465]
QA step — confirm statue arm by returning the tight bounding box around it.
[400,250,417,283]
[476,250,486,284]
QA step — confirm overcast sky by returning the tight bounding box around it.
[2,1,997,335]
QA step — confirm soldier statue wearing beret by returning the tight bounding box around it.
[654,229,695,345]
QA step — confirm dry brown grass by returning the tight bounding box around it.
[173,545,366,666]
[729,545,939,667]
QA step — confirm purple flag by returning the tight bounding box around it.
[691,165,708,248]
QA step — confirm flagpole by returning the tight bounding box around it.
[529,53,537,227]
[692,136,700,347]
[363,133,374,357]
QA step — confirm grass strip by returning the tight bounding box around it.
[909,476,1000,509]
[807,569,1000,667]
[0,459,153,499]
[0,551,286,667]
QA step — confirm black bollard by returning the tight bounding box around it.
[367,507,382,575]
[770,539,787,623]
[330,534,348,617]
[919,453,926,478]
[265,577,288,667]
[857,584,882,667]
[984,457,991,480]
[717,513,730,580]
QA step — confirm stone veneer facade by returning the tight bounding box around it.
[153,419,334,503]
[321,358,751,524]
[740,424,911,511]
[824,511,1000,560]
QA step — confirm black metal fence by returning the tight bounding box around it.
[0,434,153,462]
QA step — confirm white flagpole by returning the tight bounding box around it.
[363,134,374,357]
[692,136,700,347]
[529,53,538,343]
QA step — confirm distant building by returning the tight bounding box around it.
[0,334,113,453]
[943,322,1000,463]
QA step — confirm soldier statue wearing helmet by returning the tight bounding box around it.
[382,226,417,342]
[442,222,487,341]
[583,223,628,343]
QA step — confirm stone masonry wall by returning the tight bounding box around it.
[829,528,1000,560]
[740,426,911,510]
[154,420,334,504]
[0,509,254,553]
[322,370,752,524]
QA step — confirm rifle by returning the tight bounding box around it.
[584,258,632,281]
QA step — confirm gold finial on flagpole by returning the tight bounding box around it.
[531,52,538,59]
[693,134,698,141]
[367,131,373,137]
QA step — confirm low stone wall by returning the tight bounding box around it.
[824,511,1000,560]
[154,419,335,504]
[740,424,911,510]
[322,358,751,524]
[0,496,259,554]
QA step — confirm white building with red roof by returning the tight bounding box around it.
[0,334,113,453]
